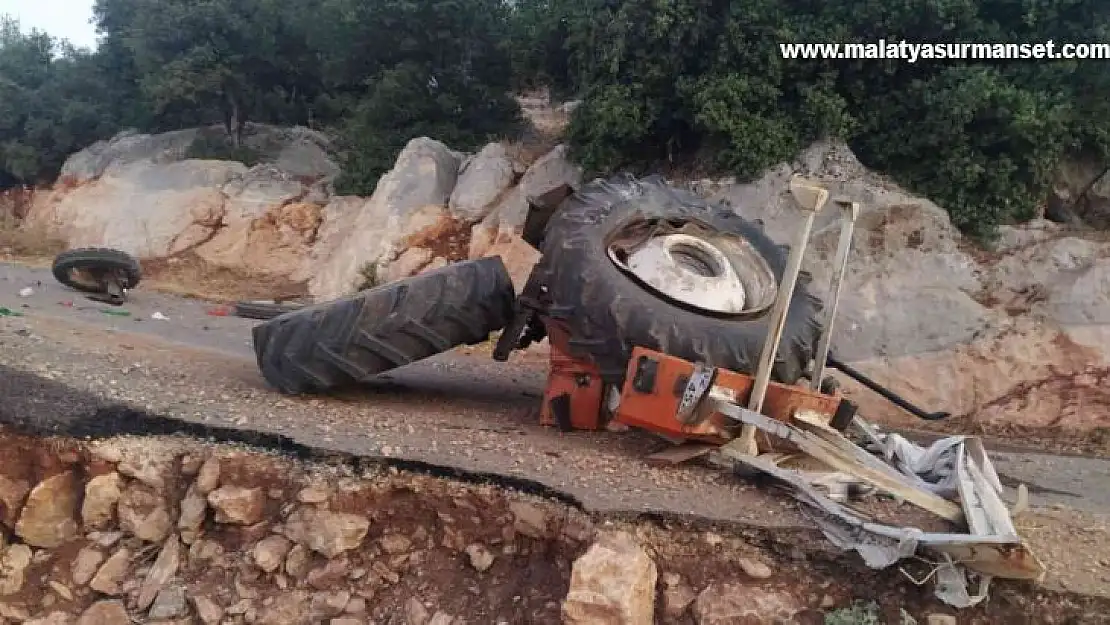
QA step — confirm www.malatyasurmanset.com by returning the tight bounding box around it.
[780,40,1110,62]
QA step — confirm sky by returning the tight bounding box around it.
[1,0,99,49]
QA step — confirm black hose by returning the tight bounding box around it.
[826,356,951,421]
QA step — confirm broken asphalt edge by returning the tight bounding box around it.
[2,363,1108,610]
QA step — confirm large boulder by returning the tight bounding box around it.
[26,124,339,268]
[449,142,517,222]
[27,160,247,258]
[308,137,464,300]
[470,144,582,256]
[708,140,1110,432]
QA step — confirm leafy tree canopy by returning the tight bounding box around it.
[2,0,1109,236]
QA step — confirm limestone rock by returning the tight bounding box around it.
[71,547,104,586]
[0,475,30,529]
[379,533,412,555]
[428,613,454,625]
[282,507,370,558]
[253,535,293,573]
[738,557,773,580]
[191,595,225,624]
[116,444,175,490]
[82,472,124,529]
[207,486,266,525]
[296,486,329,504]
[77,599,130,625]
[692,583,802,625]
[177,485,208,543]
[195,457,221,494]
[483,144,581,236]
[284,544,312,579]
[465,544,495,572]
[926,616,957,625]
[148,585,188,620]
[0,544,33,595]
[562,531,657,625]
[137,535,182,610]
[405,597,431,625]
[28,159,244,258]
[310,590,351,619]
[309,137,463,300]
[448,142,516,221]
[118,484,173,543]
[89,548,131,595]
[508,501,548,539]
[258,589,311,625]
[16,472,80,548]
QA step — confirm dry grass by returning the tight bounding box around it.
[0,213,67,262]
[140,253,309,304]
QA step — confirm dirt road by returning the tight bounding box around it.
[3,261,1110,596]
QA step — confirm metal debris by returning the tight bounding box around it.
[710,408,1044,609]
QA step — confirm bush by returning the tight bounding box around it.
[545,0,1110,238]
[334,63,523,196]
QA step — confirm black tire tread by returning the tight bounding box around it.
[234,301,305,320]
[532,173,824,386]
[252,257,516,395]
[52,248,142,293]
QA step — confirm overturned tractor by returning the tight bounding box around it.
[250,174,945,450]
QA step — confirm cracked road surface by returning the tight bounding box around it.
[3,261,1110,595]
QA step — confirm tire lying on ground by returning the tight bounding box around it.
[52,247,142,293]
[234,300,306,321]
[530,173,824,386]
[252,256,516,395]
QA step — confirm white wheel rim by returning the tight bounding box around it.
[609,233,750,314]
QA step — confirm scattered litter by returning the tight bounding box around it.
[99,309,131,317]
[58,301,73,307]
[207,306,232,317]
[151,312,169,321]
[0,307,24,317]
[18,287,33,297]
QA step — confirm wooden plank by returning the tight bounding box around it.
[644,444,715,467]
[718,405,965,523]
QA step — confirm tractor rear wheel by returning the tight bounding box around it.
[252,257,516,395]
[530,173,823,386]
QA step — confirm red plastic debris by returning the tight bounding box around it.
[206,306,232,317]
[58,301,73,307]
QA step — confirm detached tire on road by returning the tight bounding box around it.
[52,247,142,293]
[252,257,516,395]
[532,173,824,386]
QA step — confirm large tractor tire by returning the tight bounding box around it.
[531,173,824,386]
[252,257,516,395]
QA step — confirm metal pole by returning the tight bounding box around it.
[730,176,828,456]
[810,199,859,392]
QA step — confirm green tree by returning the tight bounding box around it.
[0,17,124,184]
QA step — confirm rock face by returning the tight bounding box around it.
[308,137,463,299]
[562,531,657,625]
[25,123,337,279]
[708,140,1110,431]
[26,128,579,303]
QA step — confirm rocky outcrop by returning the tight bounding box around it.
[25,126,579,301]
[706,141,1110,431]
